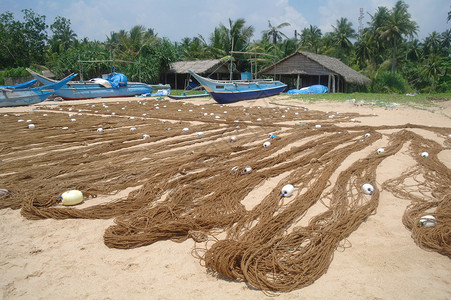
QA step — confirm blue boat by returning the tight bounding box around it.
[0,79,37,89]
[27,69,153,100]
[0,74,77,107]
[188,70,286,104]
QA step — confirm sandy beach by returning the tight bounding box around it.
[1,94,450,300]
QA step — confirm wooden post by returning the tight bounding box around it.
[332,75,335,93]
[328,75,331,92]
[296,74,300,89]
[175,73,177,90]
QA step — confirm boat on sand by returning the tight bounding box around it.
[188,70,286,104]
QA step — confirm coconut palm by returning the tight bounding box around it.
[331,17,356,62]
[298,25,322,53]
[261,20,290,44]
[379,1,418,83]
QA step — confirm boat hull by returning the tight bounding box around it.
[0,91,49,107]
[53,83,152,100]
[27,69,152,100]
[0,73,77,107]
[208,85,286,104]
[188,70,286,104]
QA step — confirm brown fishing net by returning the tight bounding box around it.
[0,98,449,292]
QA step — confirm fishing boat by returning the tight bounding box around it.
[188,70,286,104]
[0,73,77,107]
[27,68,153,100]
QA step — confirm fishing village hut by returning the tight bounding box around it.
[166,59,236,90]
[258,51,370,93]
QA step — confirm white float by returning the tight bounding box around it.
[362,183,374,195]
[281,184,294,197]
[377,148,385,154]
[315,124,322,128]
[182,127,190,132]
[27,124,35,129]
[130,127,137,131]
[263,141,271,148]
[229,136,237,142]
[421,152,429,158]
[419,215,436,227]
[60,190,83,206]
[243,166,252,174]
[364,133,371,138]
[197,132,204,137]
[142,134,151,140]
[231,166,239,175]
[97,128,103,133]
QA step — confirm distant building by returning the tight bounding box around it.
[258,51,370,92]
[165,59,238,90]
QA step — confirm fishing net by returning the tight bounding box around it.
[0,98,449,292]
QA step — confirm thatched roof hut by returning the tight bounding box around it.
[165,59,234,89]
[259,51,370,92]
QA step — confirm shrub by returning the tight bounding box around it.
[372,71,411,93]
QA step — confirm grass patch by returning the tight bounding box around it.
[285,92,450,109]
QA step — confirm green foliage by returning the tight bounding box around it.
[3,66,30,77]
[0,2,448,93]
[372,71,411,93]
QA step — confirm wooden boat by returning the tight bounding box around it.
[0,73,77,107]
[188,70,286,104]
[27,69,153,100]
[0,79,37,89]
[167,91,210,100]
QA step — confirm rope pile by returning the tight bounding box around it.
[0,98,449,292]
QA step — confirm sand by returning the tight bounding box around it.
[1,95,450,299]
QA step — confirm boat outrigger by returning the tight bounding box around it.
[188,70,286,104]
[0,73,77,107]
[27,69,152,100]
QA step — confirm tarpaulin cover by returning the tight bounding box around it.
[286,85,328,94]
[107,73,128,89]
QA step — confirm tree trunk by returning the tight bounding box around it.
[392,38,397,86]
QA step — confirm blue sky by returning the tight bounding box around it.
[0,0,449,43]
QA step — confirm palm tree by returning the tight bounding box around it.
[298,25,322,53]
[379,0,418,84]
[331,17,356,61]
[261,20,290,44]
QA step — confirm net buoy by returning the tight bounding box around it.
[362,183,374,195]
[142,134,150,140]
[129,116,135,120]
[231,166,239,175]
[182,127,189,132]
[27,124,35,129]
[263,141,271,148]
[59,190,83,206]
[243,166,252,174]
[62,126,69,130]
[229,136,237,142]
[377,148,385,154]
[97,128,103,133]
[419,215,436,227]
[421,152,429,158]
[197,132,204,137]
[130,127,137,131]
[18,119,24,123]
[364,133,371,138]
[70,118,76,122]
[315,124,322,128]
[281,184,294,197]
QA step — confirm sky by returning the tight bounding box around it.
[0,0,449,44]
